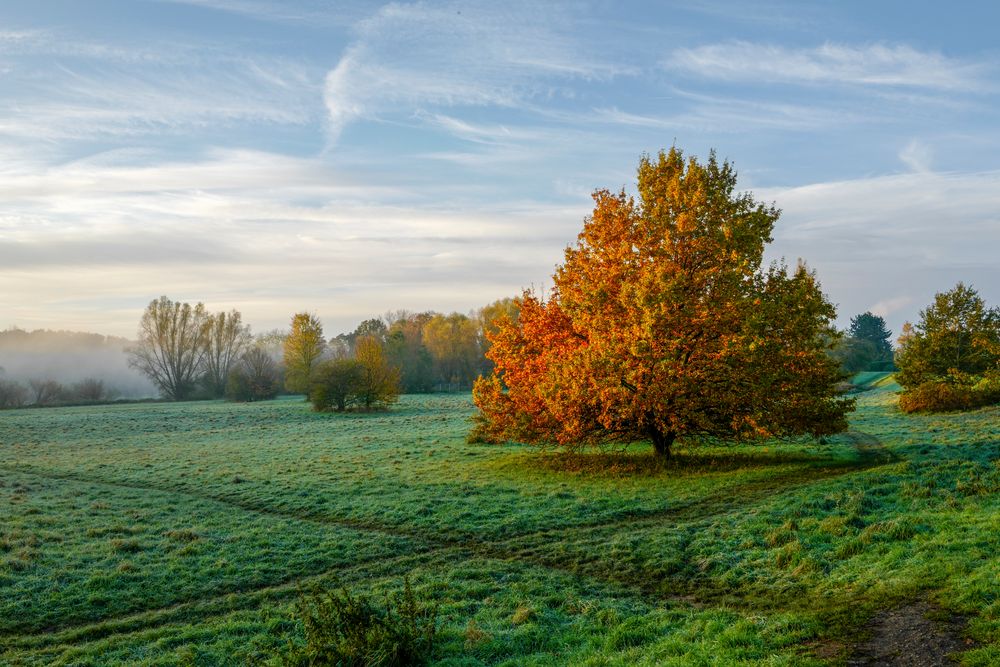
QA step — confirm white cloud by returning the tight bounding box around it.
[323,2,629,143]
[0,28,322,144]
[0,149,582,335]
[757,169,1000,332]
[591,92,864,132]
[667,41,991,91]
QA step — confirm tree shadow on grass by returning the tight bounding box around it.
[491,444,856,478]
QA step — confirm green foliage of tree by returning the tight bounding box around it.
[895,283,1000,412]
[848,312,893,358]
[354,336,401,410]
[422,313,481,391]
[284,312,326,394]
[310,358,365,412]
[473,148,853,457]
[309,337,399,412]
[385,312,436,393]
[833,312,894,373]
[128,296,209,400]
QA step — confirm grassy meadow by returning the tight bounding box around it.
[2,382,1000,665]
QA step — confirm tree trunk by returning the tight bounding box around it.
[649,428,676,459]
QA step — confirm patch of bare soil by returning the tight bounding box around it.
[847,601,976,666]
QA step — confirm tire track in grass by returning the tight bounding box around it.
[1,547,467,657]
[0,433,889,552]
[2,431,895,650]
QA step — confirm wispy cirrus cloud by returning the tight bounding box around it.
[323,2,632,143]
[0,26,323,146]
[667,41,991,91]
[150,0,369,26]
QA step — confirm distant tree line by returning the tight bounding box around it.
[128,296,281,402]
[285,299,520,413]
[125,295,520,407]
[0,373,117,408]
[0,327,153,408]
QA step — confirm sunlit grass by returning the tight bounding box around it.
[1,386,999,664]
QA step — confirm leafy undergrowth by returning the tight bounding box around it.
[1,386,999,665]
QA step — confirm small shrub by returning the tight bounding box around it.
[310,359,365,412]
[275,577,438,666]
[71,378,110,402]
[899,380,983,413]
[226,347,281,402]
[0,378,28,408]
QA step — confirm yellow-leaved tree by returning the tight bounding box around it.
[472,148,853,458]
[283,312,326,394]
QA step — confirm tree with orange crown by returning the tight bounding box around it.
[472,148,853,458]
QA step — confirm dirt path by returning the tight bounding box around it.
[847,601,975,666]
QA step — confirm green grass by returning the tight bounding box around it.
[1,387,999,665]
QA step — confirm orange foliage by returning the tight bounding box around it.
[472,148,853,457]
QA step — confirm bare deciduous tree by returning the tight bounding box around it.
[29,378,65,406]
[202,309,251,397]
[0,378,28,408]
[128,296,209,400]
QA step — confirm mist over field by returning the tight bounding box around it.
[0,329,156,398]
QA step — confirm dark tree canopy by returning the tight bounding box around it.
[226,347,280,402]
[849,312,893,358]
[834,312,895,373]
[473,148,853,457]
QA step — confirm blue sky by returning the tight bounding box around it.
[1,0,998,339]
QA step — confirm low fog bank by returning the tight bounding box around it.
[0,328,157,399]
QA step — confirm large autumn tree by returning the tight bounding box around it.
[473,148,853,458]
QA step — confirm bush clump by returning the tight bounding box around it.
[226,347,281,402]
[898,371,1000,414]
[275,578,438,667]
[309,337,399,412]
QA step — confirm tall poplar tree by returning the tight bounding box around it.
[283,312,326,394]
